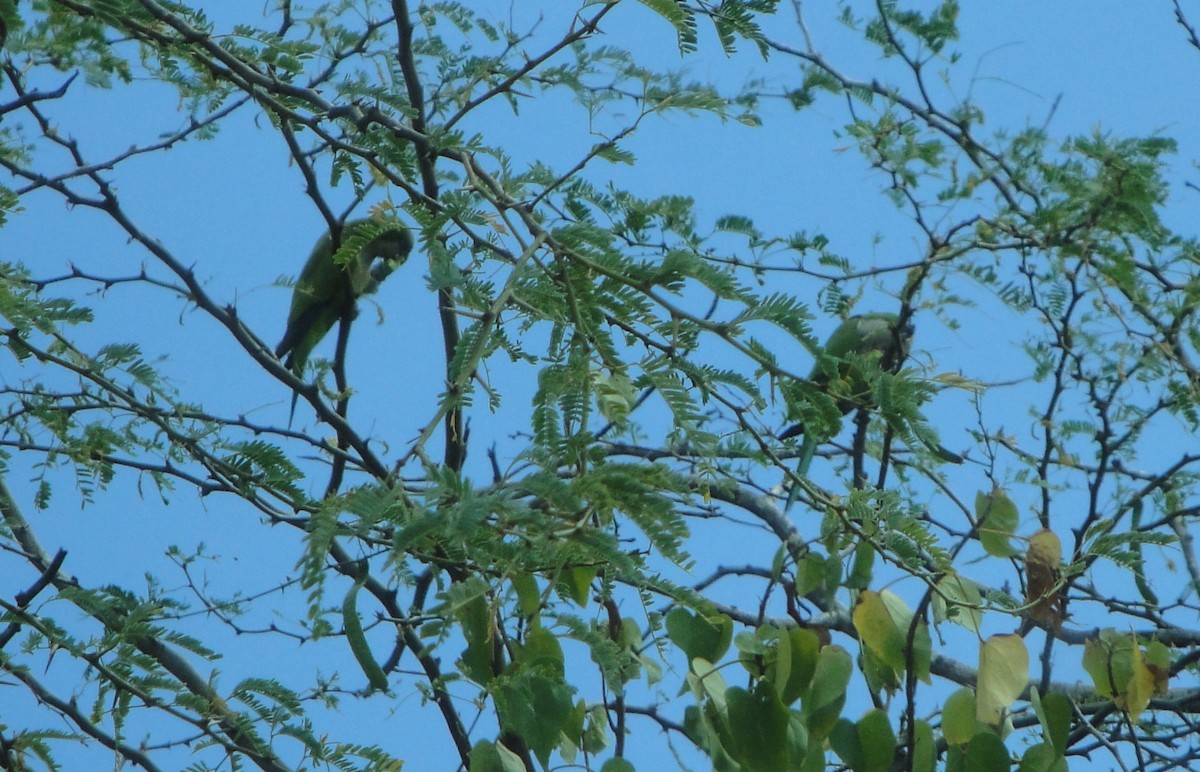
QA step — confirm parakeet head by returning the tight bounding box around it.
[365,228,414,285]
[887,315,914,365]
[850,312,913,368]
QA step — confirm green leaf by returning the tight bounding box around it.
[796,553,828,596]
[1081,629,1153,716]
[912,719,936,772]
[882,591,932,684]
[1019,742,1068,772]
[725,682,792,771]
[559,700,587,764]
[743,625,821,706]
[830,709,896,772]
[933,572,984,633]
[965,731,1011,772]
[667,608,733,664]
[802,644,851,741]
[468,740,526,772]
[976,487,1020,557]
[519,625,565,678]
[595,369,638,423]
[860,644,901,697]
[1031,690,1071,756]
[1081,635,1115,698]
[857,708,896,772]
[594,143,636,166]
[583,704,611,754]
[459,594,495,686]
[493,674,574,766]
[683,704,740,771]
[852,589,931,683]
[787,711,811,769]
[829,718,864,771]
[511,572,541,617]
[555,565,596,607]
[690,657,728,707]
[846,540,875,589]
[634,0,698,54]
[947,745,966,772]
[942,687,977,746]
[1145,639,1171,695]
[778,627,820,705]
[1123,637,1155,717]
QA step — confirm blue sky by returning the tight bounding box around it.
[2,2,1199,769]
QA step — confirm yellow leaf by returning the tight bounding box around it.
[977,634,1028,732]
[852,589,930,685]
[1082,629,1155,717]
[853,590,905,677]
[1116,639,1154,719]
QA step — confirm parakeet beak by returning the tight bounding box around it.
[370,258,400,284]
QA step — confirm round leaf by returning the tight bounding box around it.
[667,608,733,664]
[803,644,852,741]
[857,708,896,772]
[976,487,1020,557]
[943,687,978,746]
[977,634,1028,731]
[934,572,984,633]
[966,731,1012,772]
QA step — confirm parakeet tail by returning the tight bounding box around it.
[283,352,300,429]
[784,435,817,512]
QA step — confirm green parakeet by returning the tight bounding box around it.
[782,312,914,509]
[276,218,413,420]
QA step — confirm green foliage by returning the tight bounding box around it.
[493,672,575,766]
[1030,688,1071,760]
[866,1,960,56]
[852,589,931,687]
[469,739,526,772]
[830,707,896,772]
[976,486,1020,557]
[1082,629,1157,717]
[933,572,983,633]
[636,0,698,54]
[723,682,793,771]
[735,624,821,705]
[801,644,852,742]
[952,731,1010,772]
[3,0,1200,770]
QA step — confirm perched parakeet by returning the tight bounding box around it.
[276,218,413,420]
[782,312,913,509]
